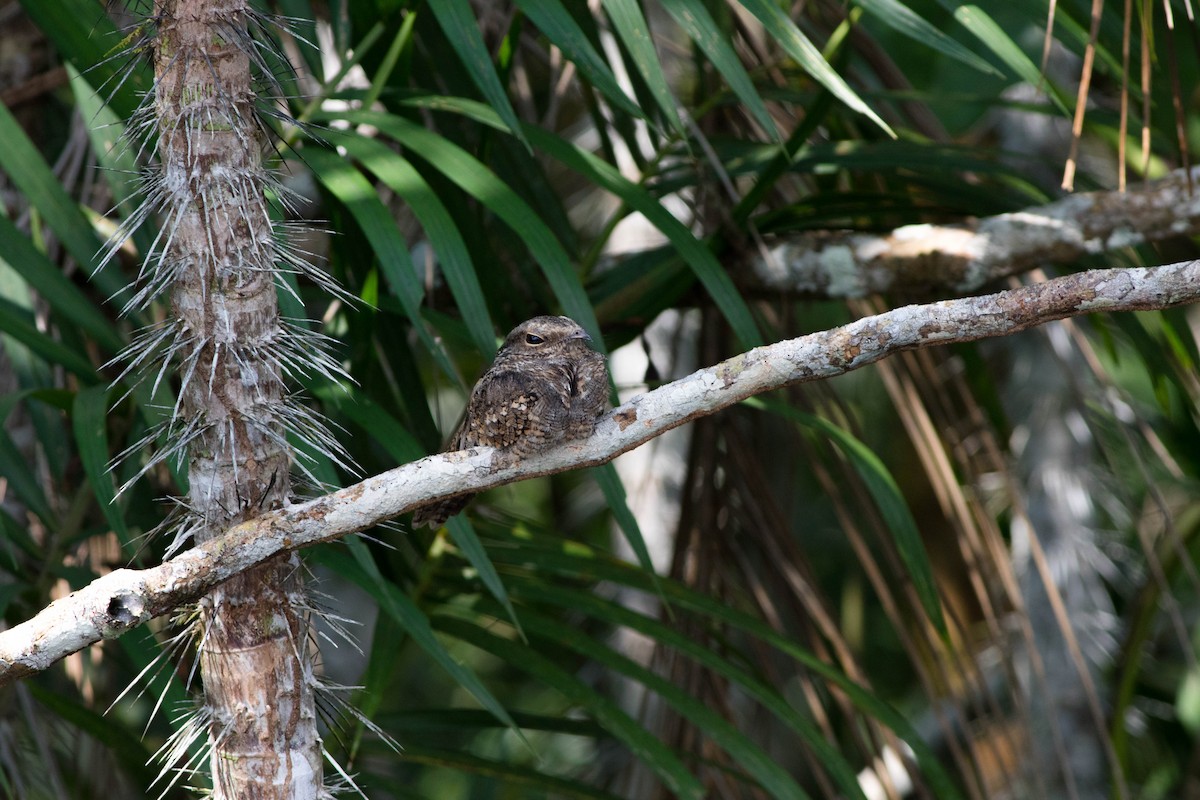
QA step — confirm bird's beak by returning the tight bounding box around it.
[570,328,592,342]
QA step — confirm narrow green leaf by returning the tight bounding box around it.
[394,95,762,348]
[517,582,867,799]
[513,0,643,120]
[306,147,418,302]
[600,0,686,135]
[0,505,40,564]
[323,538,526,740]
[71,64,138,209]
[659,0,778,138]
[70,65,157,262]
[363,15,418,110]
[0,297,98,379]
[591,463,658,576]
[321,111,601,344]
[29,684,158,789]
[315,386,425,463]
[303,146,460,381]
[737,0,894,136]
[314,131,496,358]
[0,213,122,354]
[396,745,625,799]
[0,101,116,289]
[524,126,762,349]
[0,424,55,528]
[426,0,530,148]
[72,385,130,547]
[379,707,602,736]
[755,401,947,636]
[437,614,706,800]
[1158,312,1197,374]
[947,4,1070,114]
[479,602,811,800]
[487,541,964,800]
[19,0,146,118]
[853,0,1001,77]
[447,515,523,638]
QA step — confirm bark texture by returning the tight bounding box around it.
[153,1,321,795]
[747,166,1200,298]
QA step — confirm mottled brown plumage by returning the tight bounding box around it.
[412,316,610,528]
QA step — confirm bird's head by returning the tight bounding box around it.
[498,316,594,358]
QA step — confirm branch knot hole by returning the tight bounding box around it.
[105,592,146,634]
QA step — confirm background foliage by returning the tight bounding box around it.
[0,0,1198,797]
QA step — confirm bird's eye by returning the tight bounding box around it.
[524,333,545,345]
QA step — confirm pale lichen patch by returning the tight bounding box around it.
[821,244,867,297]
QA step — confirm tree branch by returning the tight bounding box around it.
[747,167,1200,297]
[2,259,1197,687]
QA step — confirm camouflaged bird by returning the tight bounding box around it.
[412,316,610,528]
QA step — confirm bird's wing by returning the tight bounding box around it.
[455,369,569,456]
[566,352,611,439]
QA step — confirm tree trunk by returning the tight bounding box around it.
[153,0,322,795]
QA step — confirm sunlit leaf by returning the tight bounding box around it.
[659,0,778,138]
[72,385,130,546]
[313,131,496,359]
[316,539,527,743]
[600,0,686,135]
[738,0,894,136]
[437,614,707,800]
[303,145,461,382]
[395,95,765,349]
[317,111,601,345]
[752,399,947,635]
[426,0,530,148]
[853,0,1002,77]
[513,0,644,120]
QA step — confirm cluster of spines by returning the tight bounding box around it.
[97,2,383,796]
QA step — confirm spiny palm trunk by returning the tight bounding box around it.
[153,0,321,795]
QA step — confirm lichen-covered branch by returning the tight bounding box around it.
[748,167,1200,297]
[0,259,1196,687]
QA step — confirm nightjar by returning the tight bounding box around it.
[412,315,610,528]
